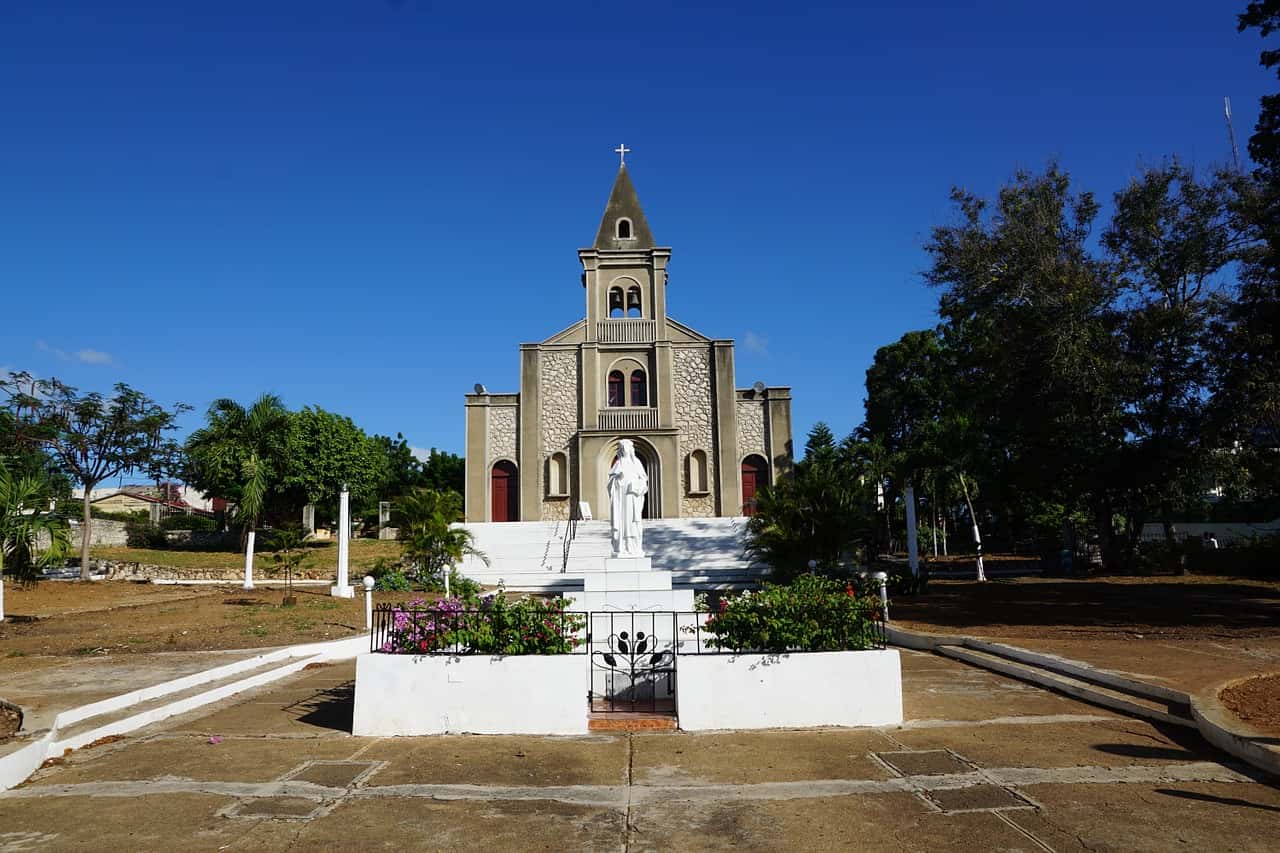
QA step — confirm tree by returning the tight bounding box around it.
[745,424,873,581]
[1,463,72,618]
[420,448,465,495]
[1103,163,1235,542]
[267,523,308,604]
[278,406,388,517]
[184,395,290,540]
[1239,1,1280,173]
[373,433,426,499]
[924,166,1127,567]
[393,488,486,586]
[0,374,187,579]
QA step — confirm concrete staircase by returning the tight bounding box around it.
[456,517,769,592]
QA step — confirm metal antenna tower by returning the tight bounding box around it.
[1225,97,1242,173]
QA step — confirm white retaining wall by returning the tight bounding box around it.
[352,653,588,736]
[676,649,903,730]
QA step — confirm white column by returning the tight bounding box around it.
[243,530,256,590]
[905,483,919,577]
[331,485,354,597]
[363,575,375,631]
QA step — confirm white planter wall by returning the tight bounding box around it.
[353,653,588,736]
[676,649,903,730]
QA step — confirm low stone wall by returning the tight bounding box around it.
[100,562,244,582]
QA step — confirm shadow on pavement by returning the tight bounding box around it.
[1155,788,1280,812]
[286,682,354,733]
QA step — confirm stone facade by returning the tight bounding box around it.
[487,404,518,466]
[539,347,580,520]
[674,345,717,517]
[736,399,768,461]
[463,164,793,522]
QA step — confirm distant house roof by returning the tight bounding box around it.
[91,487,215,516]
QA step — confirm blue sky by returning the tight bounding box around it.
[1,1,1272,463]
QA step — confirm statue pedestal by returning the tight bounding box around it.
[566,555,695,613]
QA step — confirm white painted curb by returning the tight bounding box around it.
[1191,678,1280,779]
[0,633,367,791]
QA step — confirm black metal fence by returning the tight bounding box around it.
[371,604,887,714]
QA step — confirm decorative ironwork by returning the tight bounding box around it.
[589,612,677,713]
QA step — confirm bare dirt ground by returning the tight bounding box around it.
[1221,674,1280,737]
[892,574,1280,699]
[892,575,1280,641]
[0,580,429,659]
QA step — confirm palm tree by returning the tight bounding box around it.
[185,394,290,542]
[393,488,486,592]
[1,464,72,620]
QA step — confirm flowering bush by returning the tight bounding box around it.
[699,574,882,653]
[379,590,585,655]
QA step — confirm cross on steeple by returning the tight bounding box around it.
[614,143,631,166]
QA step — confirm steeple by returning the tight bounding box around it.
[592,164,655,250]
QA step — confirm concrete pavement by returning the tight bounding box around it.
[3,651,1278,851]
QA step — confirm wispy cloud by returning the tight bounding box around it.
[410,446,432,462]
[742,330,769,357]
[36,340,116,366]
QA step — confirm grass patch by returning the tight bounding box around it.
[242,625,269,638]
[90,539,403,572]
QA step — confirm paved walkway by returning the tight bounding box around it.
[3,651,1278,851]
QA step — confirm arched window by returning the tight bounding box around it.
[607,371,625,407]
[626,286,642,317]
[608,287,624,318]
[547,451,568,497]
[630,369,647,407]
[687,449,709,494]
[617,218,632,239]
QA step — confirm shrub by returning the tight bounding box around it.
[700,574,882,653]
[419,569,482,597]
[379,591,585,655]
[160,513,218,532]
[374,569,413,592]
[124,518,168,549]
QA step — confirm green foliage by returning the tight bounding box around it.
[184,394,290,533]
[0,372,188,580]
[374,569,413,592]
[186,397,393,530]
[160,513,218,532]
[0,463,72,584]
[124,518,168,549]
[267,524,308,594]
[745,423,875,581]
[380,591,585,656]
[419,569,482,597]
[394,487,487,583]
[700,575,882,653]
[280,406,388,509]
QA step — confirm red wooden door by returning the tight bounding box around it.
[741,456,766,517]
[491,462,518,522]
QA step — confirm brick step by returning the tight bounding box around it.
[588,712,678,732]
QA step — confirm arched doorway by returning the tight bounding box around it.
[490,461,519,522]
[741,455,768,517]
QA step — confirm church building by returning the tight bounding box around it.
[464,160,794,523]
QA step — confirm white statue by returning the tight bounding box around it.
[607,439,648,557]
